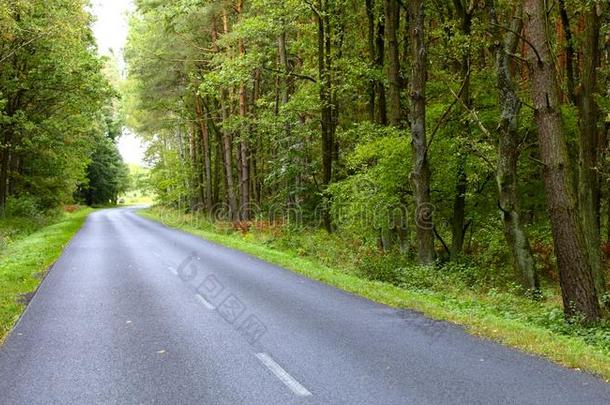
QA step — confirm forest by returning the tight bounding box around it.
[124,0,610,329]
[0,0,129,214]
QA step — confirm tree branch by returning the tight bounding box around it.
[490,22,542,65]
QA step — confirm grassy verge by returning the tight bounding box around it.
[0,208,92,342]
[141,206,610,381]
[120,189,154,206]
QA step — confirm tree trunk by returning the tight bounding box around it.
[239,82,250,220]
[375,7,387,125]
[450,164,467,258]
[236,0,250,220]
[523,0,600,323]
[195,97,213,212]
[384,0,401,127]
[188,121,201,210]
[219,91,238,221]
[365,0,376,122]
[577,6,606,301]
[0,131,10,212]
[558,0,577,104]
[450,0,473,259]
[489,2,539,293]
[316,0,333,232]
[408,0,434,264]
[213,127,222,206]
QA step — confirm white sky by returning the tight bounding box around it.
[91,0,147,166]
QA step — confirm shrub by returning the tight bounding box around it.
[356,252,411,285]
[4,195,43,219]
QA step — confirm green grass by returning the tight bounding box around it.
[141,207,610,381]
[119,190,154,206]
[0,208,92,342]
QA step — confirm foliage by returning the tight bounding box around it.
[330,126,410,242]
[0,0,118,210]
[123,0,610,323]
[76,136,129,206]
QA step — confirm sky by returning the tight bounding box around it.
[90,0,146,166]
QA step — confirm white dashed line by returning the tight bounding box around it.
[168,266,177,275]
[196,294,216,310]
[255,353,312,397]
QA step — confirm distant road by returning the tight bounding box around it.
[1,207,609,404]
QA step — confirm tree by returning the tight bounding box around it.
[408,0,434,264]
[488,1,538,293]
[384,0,401,127]
[77,136,129,206]
[523,0,600,322]
[0,0,115,211]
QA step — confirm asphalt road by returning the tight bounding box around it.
[1,207,609,404]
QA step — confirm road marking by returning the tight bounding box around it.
[168,266,177,275]
[153,252,161,258]
[196,294,216,310]
[255,353,312,397]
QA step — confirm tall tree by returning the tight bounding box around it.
[576,4,606,301]
[0,0,114,210]
[489,2,538,293]
[311,0,335,231]
[450,0,476,259]
[523,0,600,322]
[408,0,434,264]
[384,0,401,127]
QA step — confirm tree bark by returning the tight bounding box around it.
[557,0,577,104]
[0,130,10,212]
[450,0,473,259]
[384,0,401,127]
[375,6,387,125]
[450,164,467,257]
[523,0,600,322]
[188,120,201,210]
[316,0,333,232]
[219,90,238,221]
[236,0,250,220]
[238,78,250,220]
[408,0,434,264]
[576,5,606,301]
[365,0,376,122]
[489,2,539,293]
[195,97,213,212]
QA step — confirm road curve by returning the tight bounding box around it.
[0,207,609,404]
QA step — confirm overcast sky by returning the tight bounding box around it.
[91,0,146,166]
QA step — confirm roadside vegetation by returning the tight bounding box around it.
[0,205,92,343]
[1,1,129,212]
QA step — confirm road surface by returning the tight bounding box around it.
[0,207,609,404]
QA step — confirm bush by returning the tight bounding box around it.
[356,253,411,285]
[4,195,43,219]
[0,196,61,250]
[530,307,610,355]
